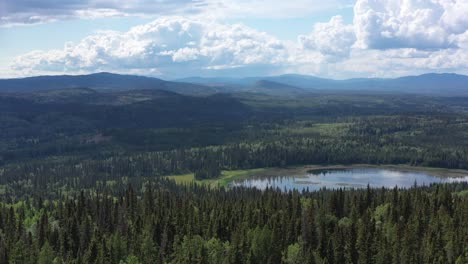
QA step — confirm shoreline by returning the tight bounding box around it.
[238,164,468,179]
[166,164,468,188]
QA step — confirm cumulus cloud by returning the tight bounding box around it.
[7,1,468,78]
[12,17,291,77]
[299,16,356,58]
[353,0,468,50]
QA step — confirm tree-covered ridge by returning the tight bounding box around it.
[0,181,466,264]
[2,90,468,166]
[2,113,468,200]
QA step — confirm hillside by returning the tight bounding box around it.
[176,73,468,95]
[0,72,218,96]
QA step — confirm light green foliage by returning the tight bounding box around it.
[120,255,141,264]
[283,243,302,264]
[205,238,229,264]
[165,168,267,188]
[38,242,55,264]
[248,226,273,263]
[172,235,206,264]
[374,203,391,223]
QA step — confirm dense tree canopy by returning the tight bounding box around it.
[0,181,466,263]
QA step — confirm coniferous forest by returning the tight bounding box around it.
[0,80,467,263]
[1,181,467,264]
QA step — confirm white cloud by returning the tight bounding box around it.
[0,0,354,26]
[203,0,354,19]
[340,46,468,78]
[7,1,468,79]
[299,16,356,58]
[12,17,291,77]
[353,0,468,50]
[0,0,202,26]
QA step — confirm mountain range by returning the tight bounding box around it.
[177,73,468,95]
[1,72,467,96]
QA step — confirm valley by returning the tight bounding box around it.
[0,73,467,263]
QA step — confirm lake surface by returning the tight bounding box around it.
[231,168,468,191]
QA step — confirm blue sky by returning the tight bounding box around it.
[1,0,467,79]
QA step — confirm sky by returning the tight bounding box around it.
[1,0,468,79]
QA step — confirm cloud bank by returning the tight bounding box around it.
[8,0,468,78]
[0,0,201,26]
[0,0,352,26]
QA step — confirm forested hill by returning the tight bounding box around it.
[0,72,220,96]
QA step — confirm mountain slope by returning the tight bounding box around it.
[176,73,468,95]
[0,72,217,96]
[11,87,184,105]
[176,74,333,88]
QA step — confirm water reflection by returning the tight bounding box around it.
[231,168,468,191]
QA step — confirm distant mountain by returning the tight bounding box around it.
[387,73,468,94]
[250,80,307,96]
[176,74,334,88]
[0,72,218,96]
[176,73,468,95]
[252,74,332,89]
[2,72,468,96]
[176,77,247,86]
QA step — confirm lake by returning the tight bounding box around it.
[230,168,468,191]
